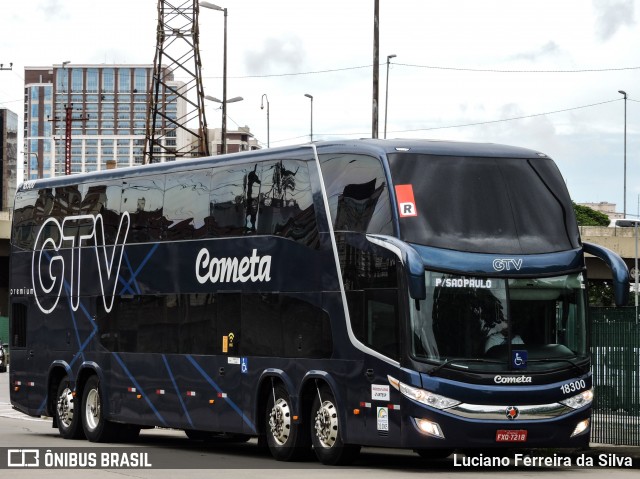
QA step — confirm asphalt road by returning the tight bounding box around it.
[0,368,638,478]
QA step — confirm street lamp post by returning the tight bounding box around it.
[200,2,229,152]
[21,151,39,180]
[384,54,396,139]
[261,94,270,148]
[619,217,639,324]
[304,93,313,142]
[28,152,39,180]
[619,90,627,218]
[61,61,71,175]
[205,95,243,153]
[372,0,379,138]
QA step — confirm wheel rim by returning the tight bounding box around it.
[84,388,101,432]
[268,397,291,446]
[57,386,75,429]
[314,400,338,448]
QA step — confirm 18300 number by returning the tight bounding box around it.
[560,379,586,395]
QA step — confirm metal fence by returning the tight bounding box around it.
[0,316,8,346]
[590,307,640,445]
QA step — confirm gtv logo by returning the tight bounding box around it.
[492,258,523,272]
[32,212,130,314]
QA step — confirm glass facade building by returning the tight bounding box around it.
[0,108,18,211]
[23,64,186,180]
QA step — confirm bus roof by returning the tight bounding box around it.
[20,139,548,191]
[314,138,548,159]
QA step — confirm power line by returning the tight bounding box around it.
[391,98,621,133]
[199,62,640,80]
[394,62,640,74]
[203,64,371,79]
[0,98,23,106]
[269,97,622,144]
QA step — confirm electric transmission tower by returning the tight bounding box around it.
[145,0,209,164]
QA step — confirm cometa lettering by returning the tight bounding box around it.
[494,375,532,384]
[196,248,272,284]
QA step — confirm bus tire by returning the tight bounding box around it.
[265,383,310,461]
[55,375,85,439]
[81,375,119,442]
[310,385,360,465]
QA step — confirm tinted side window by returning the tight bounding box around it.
[240,293,332,358]
[52,186,82,248]
[51,185,82,219]
[257,160,319,247]
[164,169,212,240]
[341,237,400,360]
[79,182,123,244]
[11,302,27,348]
[210,166,252,237]
[12,189,39,250]
[180,293,217,354]
[319,154,393,235]
[121,176,165,243]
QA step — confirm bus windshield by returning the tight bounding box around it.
[411,271,588,370]
[388,154,580,254]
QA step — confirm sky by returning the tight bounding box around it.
[0,0,638,214]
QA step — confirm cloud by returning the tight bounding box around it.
[244,36,305,75]
[38,0,68,19]
[509,41,561,62]
[593,0,636,41]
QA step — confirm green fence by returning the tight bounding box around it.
[0,316,8,346]
[590,307,640,445]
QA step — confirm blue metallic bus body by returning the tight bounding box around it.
[8,139,628,459]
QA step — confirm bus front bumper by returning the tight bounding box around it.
[400,403,591,450]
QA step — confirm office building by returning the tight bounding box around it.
[0,108,18,211]
[24,63,189,179]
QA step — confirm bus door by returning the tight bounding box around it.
[9,300,43,414]
[362,288,403,445]
[346,285,403,445]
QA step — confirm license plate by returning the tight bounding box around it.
[496,430,527,442]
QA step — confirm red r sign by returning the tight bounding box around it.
[395,184,418,217]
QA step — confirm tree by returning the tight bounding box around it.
[588,280,616,306]
[573,203,610,226]
[574,204,617,305]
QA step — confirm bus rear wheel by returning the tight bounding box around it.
[265,383,310,461]
[55,375,84,439]
[310,385,359,465]
[82,375,122,442]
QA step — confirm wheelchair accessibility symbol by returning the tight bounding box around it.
[241,357,248,374]
[512,350,528,369]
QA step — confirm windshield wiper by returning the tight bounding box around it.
[428,358,504,377]
[526,357,587,374]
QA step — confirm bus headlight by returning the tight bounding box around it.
[571,419,590,437]
[560,389,593,409]
[388,375,460,410]
[414,418,445,438]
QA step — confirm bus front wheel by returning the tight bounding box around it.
[55,375,84,439]
[310,385,359,465]
[265,383,310,461]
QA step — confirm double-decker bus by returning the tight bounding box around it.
[9,139,628,464]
